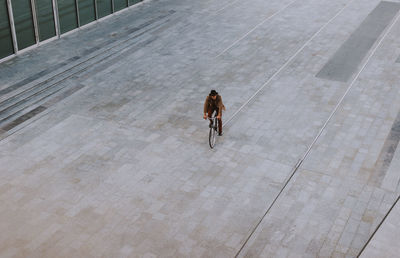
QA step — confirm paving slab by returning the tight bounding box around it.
[237,0,400,255]
[316,1,400,82]
[0,0,400,257]
[360,197,400,258]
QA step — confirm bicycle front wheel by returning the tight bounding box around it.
[209,127,216,148]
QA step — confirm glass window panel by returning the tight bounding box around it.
[12,0,36,50]
[58,0,78,34]
[78,0,95,26]
[35,0,56,41]
[114,0,127,11]
[128,0,141,6]
[96,0,112,18]
[0,0,14,58]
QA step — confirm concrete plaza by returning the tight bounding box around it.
[0,0,400,257]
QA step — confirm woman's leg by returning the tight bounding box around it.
[207,109,214,118]
[218,117,222,134]
[216,109,222,134]
[208,109,214,127]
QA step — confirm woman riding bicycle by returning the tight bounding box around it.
[203,90,226,136]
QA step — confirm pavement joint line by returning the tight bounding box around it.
[0,36,156,126]
[231,0,358,256]
[0,107,53,141]
[297,8,400,167]
[357,194,400,257]
[234,158,303,258]
[0,11,175,100]
[214,0,242,14]
[234,6,400,258]
[0,12,177,135]
[224,0,355,128]
[215,0,299,58]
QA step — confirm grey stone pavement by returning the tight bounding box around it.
[0,0,400,257]
[359,197,400,258]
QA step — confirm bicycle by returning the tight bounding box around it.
[208,113,219,149]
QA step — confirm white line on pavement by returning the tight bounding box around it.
[214,0,242,14]
[224,0,355,127]
[215,0,299,58]
[231,0,358,256]
[234,4,400,258]
[298,9,400,165]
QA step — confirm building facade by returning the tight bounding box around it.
[0,0,142,61]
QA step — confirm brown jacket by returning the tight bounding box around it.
[204,95,226,115]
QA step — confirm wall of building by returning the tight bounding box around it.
[0,0,142,61]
